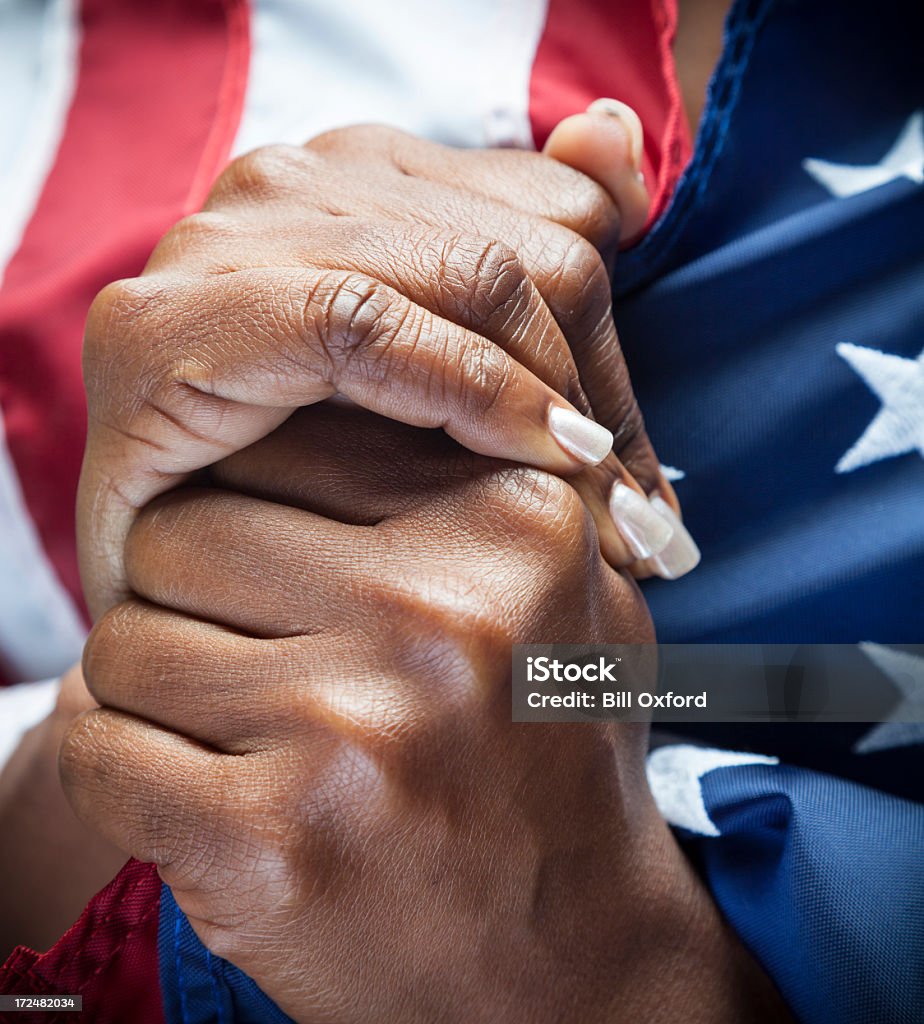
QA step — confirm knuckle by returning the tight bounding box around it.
[152,211,239,263]
[126,492,212,581]
[158,771,244,886]
[363,570,510,675]
[304,122,404,157]
[364,577,451,635]
[85,280,127,339]
[560,176,621,247]
[434,233,590,409]
[83,278,168,389]
[443,236,536,338]
[454,337,513,420]
[82,601,164,704]
[359,595,512,763]
[556,235,612,325]
[81,603,131,697]
[532,224,618,335]
[85,277,161,344]
[58,710,113,799]
[214,143,309,201]
[486,467,593,552]
[314,271,405,367]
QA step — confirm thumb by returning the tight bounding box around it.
[543,98,650,244]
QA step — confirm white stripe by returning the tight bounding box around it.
[0,677,60,776]
[233,0,549,157]
[0,413,86,681]
[0,0,80,288]
[646,744,778,836]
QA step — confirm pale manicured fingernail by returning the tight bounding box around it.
[548,406,613,465]
[609,482,674,559]
[586,98,644,171]
[647,496,701,579]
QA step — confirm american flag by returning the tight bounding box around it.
[0,0,921,1021]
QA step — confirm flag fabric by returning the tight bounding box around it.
[158,889,292,1024]
[0,859,164,1024]
[614,0,924,1018]
[648,745,924,1023]
[0,0,921,1022]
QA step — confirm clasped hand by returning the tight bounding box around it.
[57,121,767,1024]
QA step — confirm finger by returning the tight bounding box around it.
[303,124,627,250]
[211,404,472,524]
[568,458,676,570]
[80,269,614,616]
[281,223,590,411]
[203,222,680,570]
[142,207,584,407]
[123,488,376,637]
[81,600,314,752]
[634,494,702,581]
[301,177,669,502]
[200,145,668,508]
[210,404,677,571]
[154,144,683,571]
[59,707,233,887]
[122,425,665,637]
[141,217,658,510]
[81,598,445,761]
[255,225,683,567]
[302,189,671,510]
[542,101,651,244]
[196,223,680,568]
[436,213,674,509]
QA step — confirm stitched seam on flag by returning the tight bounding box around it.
[175,906,191,1024]
[84,875,147,975]
[34,873,148,989]
[615,0,773,293]
[0,962,57,994]
[87,895,160,985]
[9,879,160,996]
[205,948,225,1024]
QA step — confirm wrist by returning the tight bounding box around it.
[597,811,793,1023]
[462,762,790,1024]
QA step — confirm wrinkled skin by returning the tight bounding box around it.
[57,109,788,1019]
[1,122,689,955]
[78,123,674,618]
[63,406,788,1023]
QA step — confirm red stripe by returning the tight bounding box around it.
[1,860,164,1024]
[0,0,249,621]
[528,0,692,232]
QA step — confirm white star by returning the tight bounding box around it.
[660,464,686,482]
[834,343,924,473]
[854,644,924,754]
[646,745,778,836]
[803,111,924,197]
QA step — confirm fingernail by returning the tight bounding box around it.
[548,406,613,465]
[586,98,644,171]
[647,496,701,579]
[609,482,674,559]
